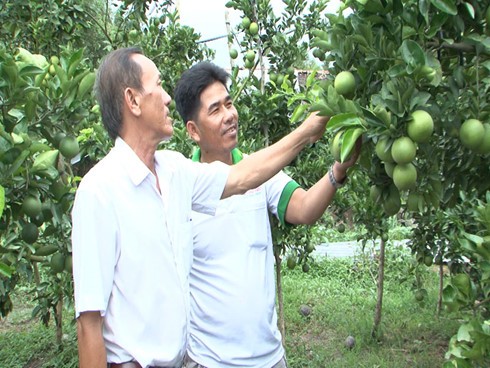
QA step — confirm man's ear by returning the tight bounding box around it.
[124,87,141,116]
[186,121,201,143]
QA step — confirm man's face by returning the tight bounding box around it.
[133,54,173,141]
[190,81,239,162]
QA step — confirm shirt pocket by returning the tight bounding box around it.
[229,192,271,249]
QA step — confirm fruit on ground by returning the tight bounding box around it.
[249,22,258,35]
[338,223,346,233]
[375,137,394,162]
[474,123,490,154]
[391,136,416,164]
[459,118,484,150]
[414,289,425,302]
[22,196,42,217]
[408,110,434,143]
[229,48,238,59]
[50,253,65,273]
[299,304,311,317]
[334,71,355,97]
[59,136,79,159]
[345,335,355,349]
[393,163,417,191]
[21,222,39,244]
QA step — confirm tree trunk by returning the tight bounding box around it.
[32,261,40,285]
[372,238,385,338]
[437,262,443,316]
[224,10,234,70]
[274,250,286,344]
[55,291,63,349]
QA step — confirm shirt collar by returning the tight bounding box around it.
[191,147,243,164]
[114,137,152,186]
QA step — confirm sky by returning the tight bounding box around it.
[176,0,341,70]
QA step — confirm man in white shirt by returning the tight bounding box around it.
[72,48,328,368]
[174,62,361,368]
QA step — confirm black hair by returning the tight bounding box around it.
[174,61,229,123]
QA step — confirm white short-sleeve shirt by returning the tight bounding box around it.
[71,138,229,367]
[187,148,299,368]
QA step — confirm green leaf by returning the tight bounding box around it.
[462,2,474,18]
[290,104,308,124]
[443,284,457,302]
[0,262,13,278]
[309,102,334,117]
[400,40,426,66]
[5,149,29,177]
[32,149,59,172]
[452,273,471,297]
[306,69,317,88]
[0,185,4,218]
[462,231,484,246]
[387,64,406,78]
[340,127,364,163]
[326,113,364,131]
[430,0,458,15]
[457,323,474,342]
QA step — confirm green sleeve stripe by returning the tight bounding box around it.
[277,180,300,226]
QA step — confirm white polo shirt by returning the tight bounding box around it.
[71,138,229,368]
[187,148,299,368]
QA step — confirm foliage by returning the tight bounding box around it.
[0,0,212,345]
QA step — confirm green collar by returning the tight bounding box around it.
[191,148,243,164]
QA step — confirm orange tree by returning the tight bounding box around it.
[0,0,211,347]
[300,0,490,366]
[223,0,334,337]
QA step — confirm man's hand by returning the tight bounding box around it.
[300,112,329,145]
[332,136,362,181]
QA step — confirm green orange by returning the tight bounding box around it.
[408,110,434,143]
[391,136,416,164]
[459,118,484,150]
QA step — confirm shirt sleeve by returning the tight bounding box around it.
[71,177,118,318]
[265,171,300,226]
[189,160,231,216]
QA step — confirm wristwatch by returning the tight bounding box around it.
[328,168,347,189]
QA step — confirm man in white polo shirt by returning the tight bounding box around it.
[174,62,361,368]
[71,48,328,368]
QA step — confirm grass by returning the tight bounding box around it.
[0,243,460,367]
[282,244,459,368]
